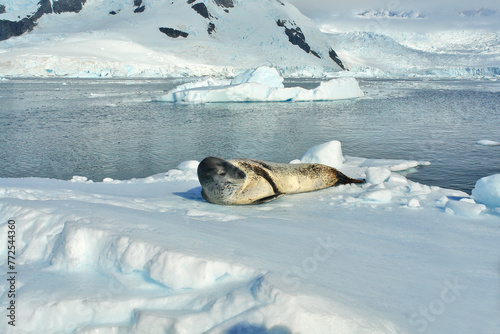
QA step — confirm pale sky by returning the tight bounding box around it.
[286,0,500,32]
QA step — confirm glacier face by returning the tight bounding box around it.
[0,0,345,77]
[326,30,500,78]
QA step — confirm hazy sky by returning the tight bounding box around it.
[286,0,500,32]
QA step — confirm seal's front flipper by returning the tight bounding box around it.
[251,193,284,205]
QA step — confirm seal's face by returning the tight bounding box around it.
[197,157,247,203]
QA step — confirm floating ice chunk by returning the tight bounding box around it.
[177,160,200,171]
[361,159,430,172]
[444,199,486,217]
[169,77,232,94]
[408,181,432,195]
[365,167,391,185]
[155,67,364,103]
[472,174,500,208]
[70,176,92,183]
[386,173,408,185]
[476,140,500,146]
[300,140,344,168]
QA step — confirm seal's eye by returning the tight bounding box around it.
[219,172,227,176]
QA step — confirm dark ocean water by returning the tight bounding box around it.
[1,77,499,193]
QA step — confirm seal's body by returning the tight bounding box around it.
[197,157,364,205]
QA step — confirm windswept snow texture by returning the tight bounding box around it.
[156,66,364,102]
[0,0,344,77]
[1,140,499,333]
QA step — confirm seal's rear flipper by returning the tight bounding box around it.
[335,171,365,186]
[251,193,284,205]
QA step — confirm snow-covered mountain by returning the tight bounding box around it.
[326,30,500,78]
[312,2,500,78]
[0,0,346,77]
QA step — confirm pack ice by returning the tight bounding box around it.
[1,140,499,334]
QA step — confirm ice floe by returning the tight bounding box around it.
[155,67,364,103]
[1,140,499,333]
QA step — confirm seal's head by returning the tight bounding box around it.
[197,157,247,204]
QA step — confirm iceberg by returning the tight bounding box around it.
[155,66,364,103]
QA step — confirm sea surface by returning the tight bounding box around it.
[1,77,499,193]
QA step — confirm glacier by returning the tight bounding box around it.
[325,30,500,78]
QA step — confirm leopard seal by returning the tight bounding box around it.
[197,157,364,205]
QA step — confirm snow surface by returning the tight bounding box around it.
[155,67,364,103]
[325,30,500,78]
[0,1,498,78]
[1,141,499,333]
[0,0,343,78]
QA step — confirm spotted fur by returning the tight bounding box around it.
[198,157,364,205]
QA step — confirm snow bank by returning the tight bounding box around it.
[155,67,364,103]
[472,174,500,208]
[1,140,499,334]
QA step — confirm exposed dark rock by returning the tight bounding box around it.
[191,3,210,19]
[310,50,320,59]
[276,0,285,5]
[214,0,234,8]
[276,19,310,54]
[109,10,118,15]
[276,19,344,68]
[52,0,87,14]
[328,48,346,70]
[186,0,196,4]
[0,0,52,41]
[133,0,144,13]
[134,5,145,13]
[35,0,54,17]
[159,27,189,38]
[0,4,6,14]
[207,22,216,34]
